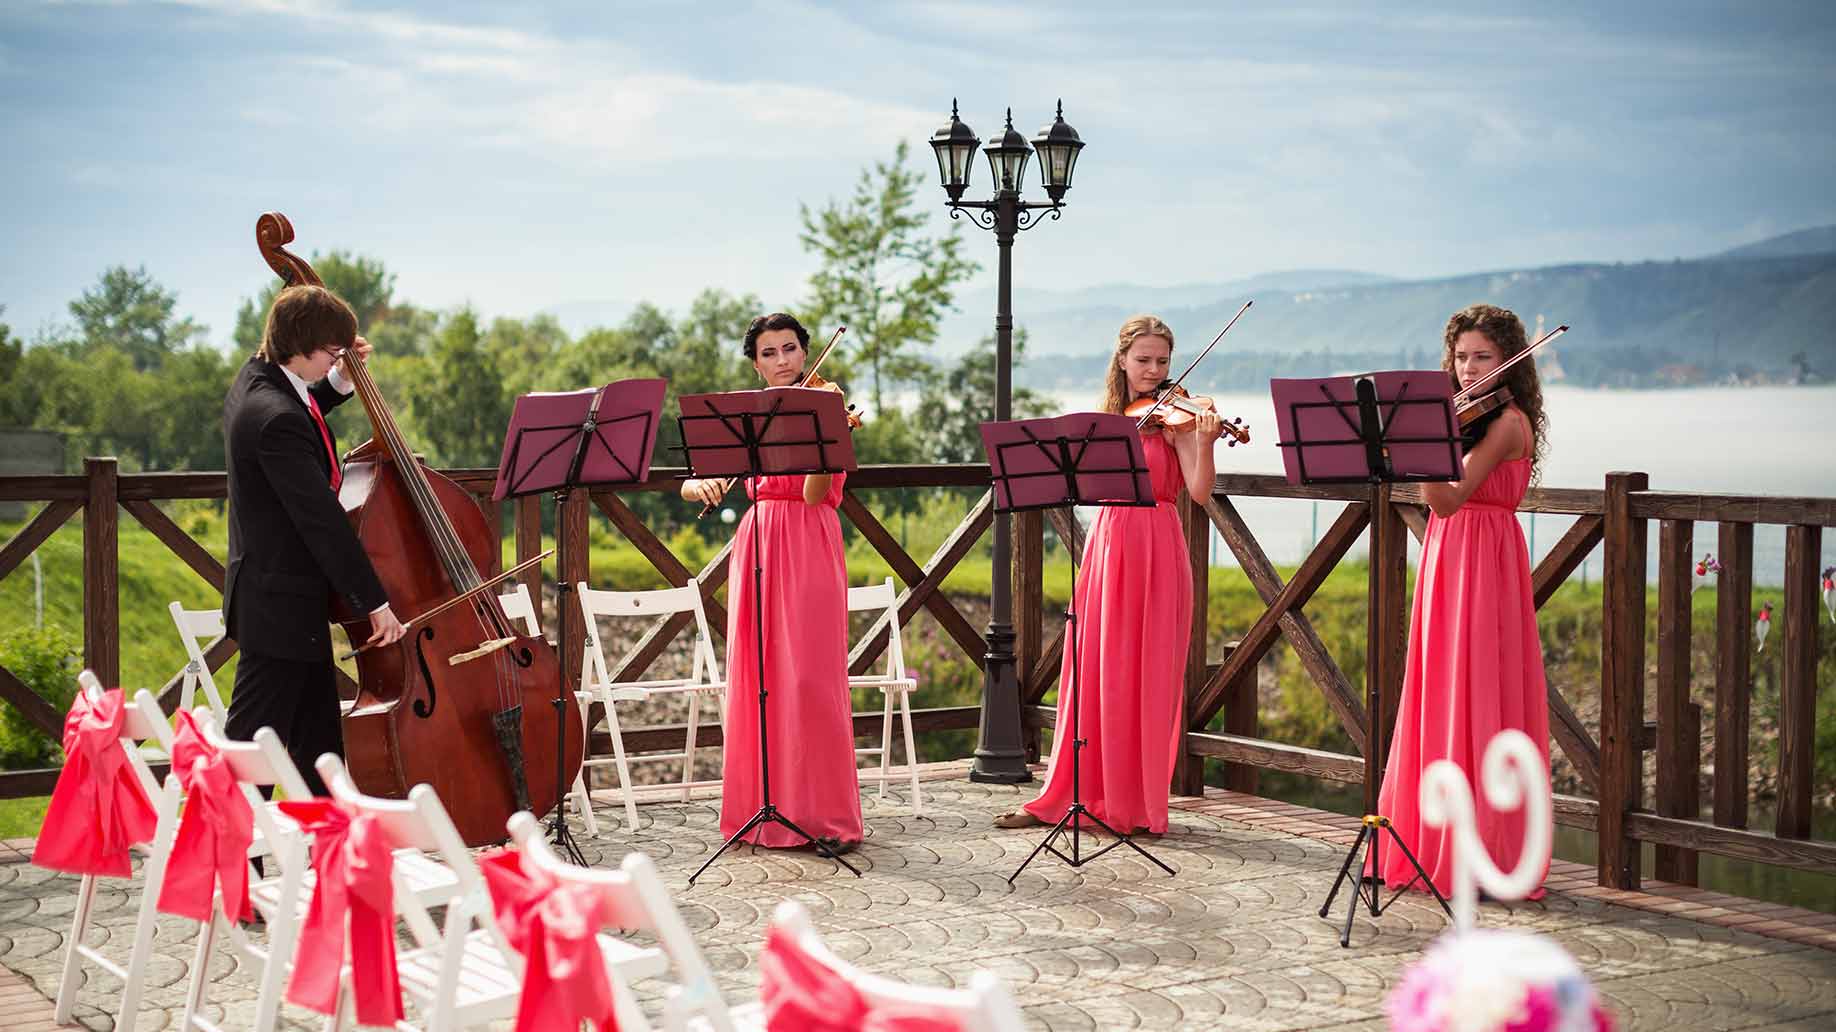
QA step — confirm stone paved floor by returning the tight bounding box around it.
[3,770,1833,1030]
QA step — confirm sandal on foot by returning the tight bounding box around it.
[993,810,1042,829]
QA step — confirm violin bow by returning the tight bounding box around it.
[1133,300,1253,430]
[696,325,847,519]
[1453,324,1569,404]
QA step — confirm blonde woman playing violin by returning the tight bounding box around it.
[994,314,1222,835]
[680,312,862,854]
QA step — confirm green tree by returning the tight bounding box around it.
[409,309,509,466]
[922,329,1053,463]
[149,345,240,469]
[68,266,204,371]
[233,251,398,353]
[486,314,571,396]
[799,141,979,412]
[0,308,24,426]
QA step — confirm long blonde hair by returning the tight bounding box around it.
[1100,314,1175,414]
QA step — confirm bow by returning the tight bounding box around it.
[276,798,403,1026]
[760,924,963,1032]
[32,687,158,877]
[155,709,255,923]
[479,848,620,1032]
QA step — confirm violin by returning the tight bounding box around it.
[1454,384,1512,453]
[1125,384,1250,445]
[1455,383,1513,427]
[803,370,864,430]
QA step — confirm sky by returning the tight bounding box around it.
[4,0,1834,349]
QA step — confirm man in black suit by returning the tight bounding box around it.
[223,284,405,794]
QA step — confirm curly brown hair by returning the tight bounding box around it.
[1442,303,1547,475]
[1100,314,1175,414]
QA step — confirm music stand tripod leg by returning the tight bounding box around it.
[547,487,588,866]
[1007,597,1174,882]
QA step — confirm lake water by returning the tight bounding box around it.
[1044,384,1836,586]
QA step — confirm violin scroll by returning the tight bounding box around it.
[803,371,864,430]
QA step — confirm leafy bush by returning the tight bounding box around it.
[0,624,80,768]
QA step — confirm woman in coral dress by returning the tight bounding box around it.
[1375,303,1552,897]
[681,312,863,852]
[994,314,1222,836]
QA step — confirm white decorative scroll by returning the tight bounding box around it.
[1417,729,1552,932]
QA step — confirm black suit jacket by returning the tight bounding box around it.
[223,357,388,662]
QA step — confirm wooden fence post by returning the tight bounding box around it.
[1363,485,1406,815]
[1599,471,1649,889]
[83,457,119,686]
[1777,524,1822,839]
[516,494,545,632]
[1654,518,1697,884]
[1014,509,1043,763]
[1712,522,1753,829]
[1175,490,1210,797]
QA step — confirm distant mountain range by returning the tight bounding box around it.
[538,227,1836,390]
[974,227,1836,390]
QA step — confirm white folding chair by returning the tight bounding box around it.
[847,578,923,815]
[175,721,316,1032]
[507,811,746,1032]
[313,756,668,1031]
[763,900,1027,1032]
[167,601,230,724]
[498,584,603,835]
[575,582,728,832]
[52,674,184,1032]
[178,713,461,1032]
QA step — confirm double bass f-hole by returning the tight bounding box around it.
[411,626,440,719]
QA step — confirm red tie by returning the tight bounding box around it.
[306,394,343,492]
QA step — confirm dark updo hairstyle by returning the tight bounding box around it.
[742,312,810,360]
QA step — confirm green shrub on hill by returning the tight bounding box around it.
[0,624,80,767]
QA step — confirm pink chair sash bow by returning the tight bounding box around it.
[760,924,963,1032]
[32,687,157,877]
[155,710,254,923]
[276,798,403,1026]
[479,848,621,1032]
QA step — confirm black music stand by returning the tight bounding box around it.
[1270,371,1457,945]
[676,385,862,884]
[980,413,1177,883]
[493,378,666,863]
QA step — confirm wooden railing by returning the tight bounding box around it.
[1,458,1830,893]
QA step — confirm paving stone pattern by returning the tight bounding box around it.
[2,772,1832,1030]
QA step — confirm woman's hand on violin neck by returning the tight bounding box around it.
[1192,408,1223,442]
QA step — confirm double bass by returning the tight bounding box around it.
[256,212,583,846]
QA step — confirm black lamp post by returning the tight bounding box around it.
[929,100,1085,784]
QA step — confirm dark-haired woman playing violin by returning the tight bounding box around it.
[1370,303,1551,899]
[994,314,1222,836]
[680,312,863,853]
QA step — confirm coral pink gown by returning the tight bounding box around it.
[720,473,864,846]
[1374,449,1550,897]
[1022,433,1192,834]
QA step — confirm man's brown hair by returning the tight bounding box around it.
[259,285,357,364]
